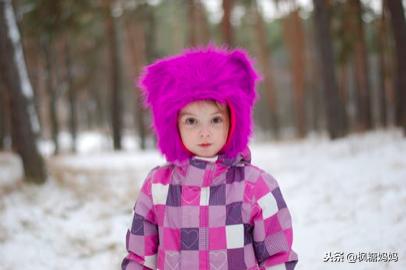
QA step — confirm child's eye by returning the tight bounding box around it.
[185,118,197,125]
[212,116,223,124]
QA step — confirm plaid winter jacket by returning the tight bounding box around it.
[122,148,298,270]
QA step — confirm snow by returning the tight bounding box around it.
[0,129,405,269]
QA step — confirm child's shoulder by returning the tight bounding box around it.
[144,163,175,184]
[243,163,281,188]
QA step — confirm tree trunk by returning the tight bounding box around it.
[385,0,406,135]
[282,9,306,138]
[93,84,105,128]
[348,0,372,131]
[221,0,234,47]
[187,0,210,47]
[253,1,280,139]
[305,21,323,133]
[312,0,347,139]
[64,34,77,153]
[105,0,123,150]
[0,0,46,183]
[376,5,390,128]
[188,0,198,47]
[0,80,7,150]
[42,37,59,155]
[381,2,396,127]
[144,4,157,63]
[169,1,183,53]
[144,4,158,147]
[125,15,147,150]
[338,62,349,109]
[196,0,210,45]
[21,34,43,137]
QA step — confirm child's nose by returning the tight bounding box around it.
[199,126,211,138]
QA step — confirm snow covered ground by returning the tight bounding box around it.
[0,129,405,269]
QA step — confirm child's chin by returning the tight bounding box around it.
[193,148,218,158]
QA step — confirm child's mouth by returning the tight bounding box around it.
[199,143,212,148]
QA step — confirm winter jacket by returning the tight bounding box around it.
[121,147,298,270]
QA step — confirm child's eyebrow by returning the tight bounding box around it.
[179,110,223,117]
[211,110,223,115]
[179,111,195,117]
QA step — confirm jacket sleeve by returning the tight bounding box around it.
[122,170,159,270]
[251,172,298,270]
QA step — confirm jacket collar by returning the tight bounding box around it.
[171,147,251,169]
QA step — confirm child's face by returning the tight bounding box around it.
[178,100,230,158]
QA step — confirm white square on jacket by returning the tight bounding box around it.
[226,224,244,248]
[144,254,157,269]
[257,192,278,219]
[200,187,210,206]
[265,264,286,270]
[151,183,169,205]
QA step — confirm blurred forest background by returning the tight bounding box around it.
[1,0,406,184]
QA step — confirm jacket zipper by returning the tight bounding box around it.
[205,163,214,269]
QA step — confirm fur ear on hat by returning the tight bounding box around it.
[138,60,172,108]
[138,45,260,162]
[226,50,260,97]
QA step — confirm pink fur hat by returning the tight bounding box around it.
[138,45,260,162]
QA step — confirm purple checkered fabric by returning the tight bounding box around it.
[122,148,298,269]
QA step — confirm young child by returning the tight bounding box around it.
[122,46,298,270]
